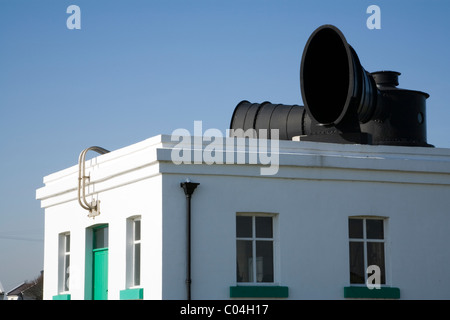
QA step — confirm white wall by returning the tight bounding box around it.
[41,169,163,300]
[160,167,450,299]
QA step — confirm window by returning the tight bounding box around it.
[236,215,274,283]
[120,217,144,299]
[348,217,386,285]
[93,226,108,249]
[126,217,141,288]
[58,233,70,293]
[132,219,141,286]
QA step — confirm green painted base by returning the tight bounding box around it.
[120,288,144,300]
[344,286,400,299]
[230,286,288,298]
[53,294,71,300]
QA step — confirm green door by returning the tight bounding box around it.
[93,248,108,300]
[92,226,108,300]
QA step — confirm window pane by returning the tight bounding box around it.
[94,226,108,249]
[348,219,363,238]
[349,241,364,284]
[134,220,141,241]
[64,255,70,291]
[236,240,252,282]
[134,243,141,286]
[236,216,252,238]
[65,234,70,253]
[367,242,386,284]
[366,219,384,239]
[256,241,274,282]
[255,217,273,238]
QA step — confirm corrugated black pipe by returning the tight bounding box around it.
[180,181,199,300]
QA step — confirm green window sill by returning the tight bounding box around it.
[230,286,288,298]
[53,294,71,300]
[120,288,144,300]
[344,286,400,299]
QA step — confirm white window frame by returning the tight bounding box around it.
[126,216,142,288]
[132,218,141,287]
[348,216,388,286]
[236,213,278,285]
[58,232,70,293]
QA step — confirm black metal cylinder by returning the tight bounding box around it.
[229,100,306,140]
[360,71,431,147]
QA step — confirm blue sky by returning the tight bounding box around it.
[1,0,449,292]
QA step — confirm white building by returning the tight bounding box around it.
[36,133,450,300]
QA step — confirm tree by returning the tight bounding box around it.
[22,271,43,300]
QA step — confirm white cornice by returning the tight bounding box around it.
[36,134,450,208]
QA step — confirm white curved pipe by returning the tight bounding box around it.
[77,146,110,214]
